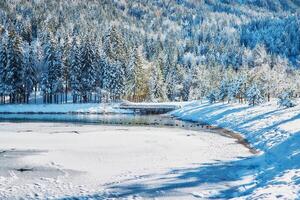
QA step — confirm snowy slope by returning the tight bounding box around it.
[171,99,300,199]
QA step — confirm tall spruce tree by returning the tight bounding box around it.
[42,33,63,103]
[23,44,37,103]
[0,33,8,103]
[103,58,125,101]
[127,47,147,102]
[69,36,81,103]
[6,30,24,103]
[79,37,96,103]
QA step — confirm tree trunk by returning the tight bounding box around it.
[34,86,37,104]
[65,77,68,104]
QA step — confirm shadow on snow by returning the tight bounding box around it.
[59,131,300,199]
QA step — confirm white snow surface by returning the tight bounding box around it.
[0,122,251,200]
[171,99,300,199]
[0,103,131,114]
[1,99,300,199]
[0,102,186,114]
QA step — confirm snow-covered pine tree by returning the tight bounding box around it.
[104,60,125,101]
[165,64,179,101]
[246,83,264,106]
[148,64,167,102]
[218,78,229,102]
[0,33,8,104]
[182,69,192,101]
[127,47,147,102]
[102,25,129,66]
[103,59,125,101]
[92,37,102,103]
[41,73,50,103]
[253,44,268,68]
[112,60,125,101]
[62,35,71,103]
[6,30,24,103]
[69,36,81,103]
[278,90,296,108]
[42,33,63,103]
[23,44,37,103]
[207,89,218,104]
[79,37,96,103]
[228,75,247,103]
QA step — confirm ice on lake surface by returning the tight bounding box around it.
[0,115,253,199]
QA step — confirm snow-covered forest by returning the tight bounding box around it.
[0,0,300,104]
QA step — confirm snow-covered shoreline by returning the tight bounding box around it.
[0,100,300,199]
[0,103,131,114]
[171,99,300,199]
[0,102,186,114]
[171,99,300,152]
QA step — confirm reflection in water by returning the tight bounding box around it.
[0,114,204,128]
[0,114,256,153]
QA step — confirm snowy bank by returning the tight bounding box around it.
[0,102,186,114]
[171,100,300,199]
[171,100,300,151]
[0,103,132,114]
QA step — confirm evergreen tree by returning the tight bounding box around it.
[102,26,129,65]
[228,76,247,103]
[79,37,96,103]
[127,47,147,102]
[218,78,229,102]
[207,89,218,104]
[42,33,63,103]
[69,36,81,103]
[0,34,8,103]
[246,83,264,106]
[148,64,166,102]
[103,58,125,101]
[62,35,71,103]
[182,69,192,101]
[165,64,179,101]
[6,30,24,103]
[278,90,296,108]
[23,44,37,103]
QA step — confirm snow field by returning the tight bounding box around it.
[0,122,251,199]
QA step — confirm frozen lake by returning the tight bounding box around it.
[0,115,253,199]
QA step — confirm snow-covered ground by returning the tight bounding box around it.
[1,99,299,199]
[0,103,132,114]
[0,122,251,199]
[0,102,186,114]
[171,99,300,199]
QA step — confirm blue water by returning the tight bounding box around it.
[0,114,202,129]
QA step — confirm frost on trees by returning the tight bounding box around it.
[246,83,264,106]
[0,0,299,104]
[148,64,167,102]
[127,47,147,102]
[6,30,24,103]
[278,90,296,108]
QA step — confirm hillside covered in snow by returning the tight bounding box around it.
[0,1,299,199]
[0,0,300,104]
[171,100,300,199]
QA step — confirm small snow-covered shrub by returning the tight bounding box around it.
[207,90,217,104]
[246,83,263,106]
[277,91,296,108]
